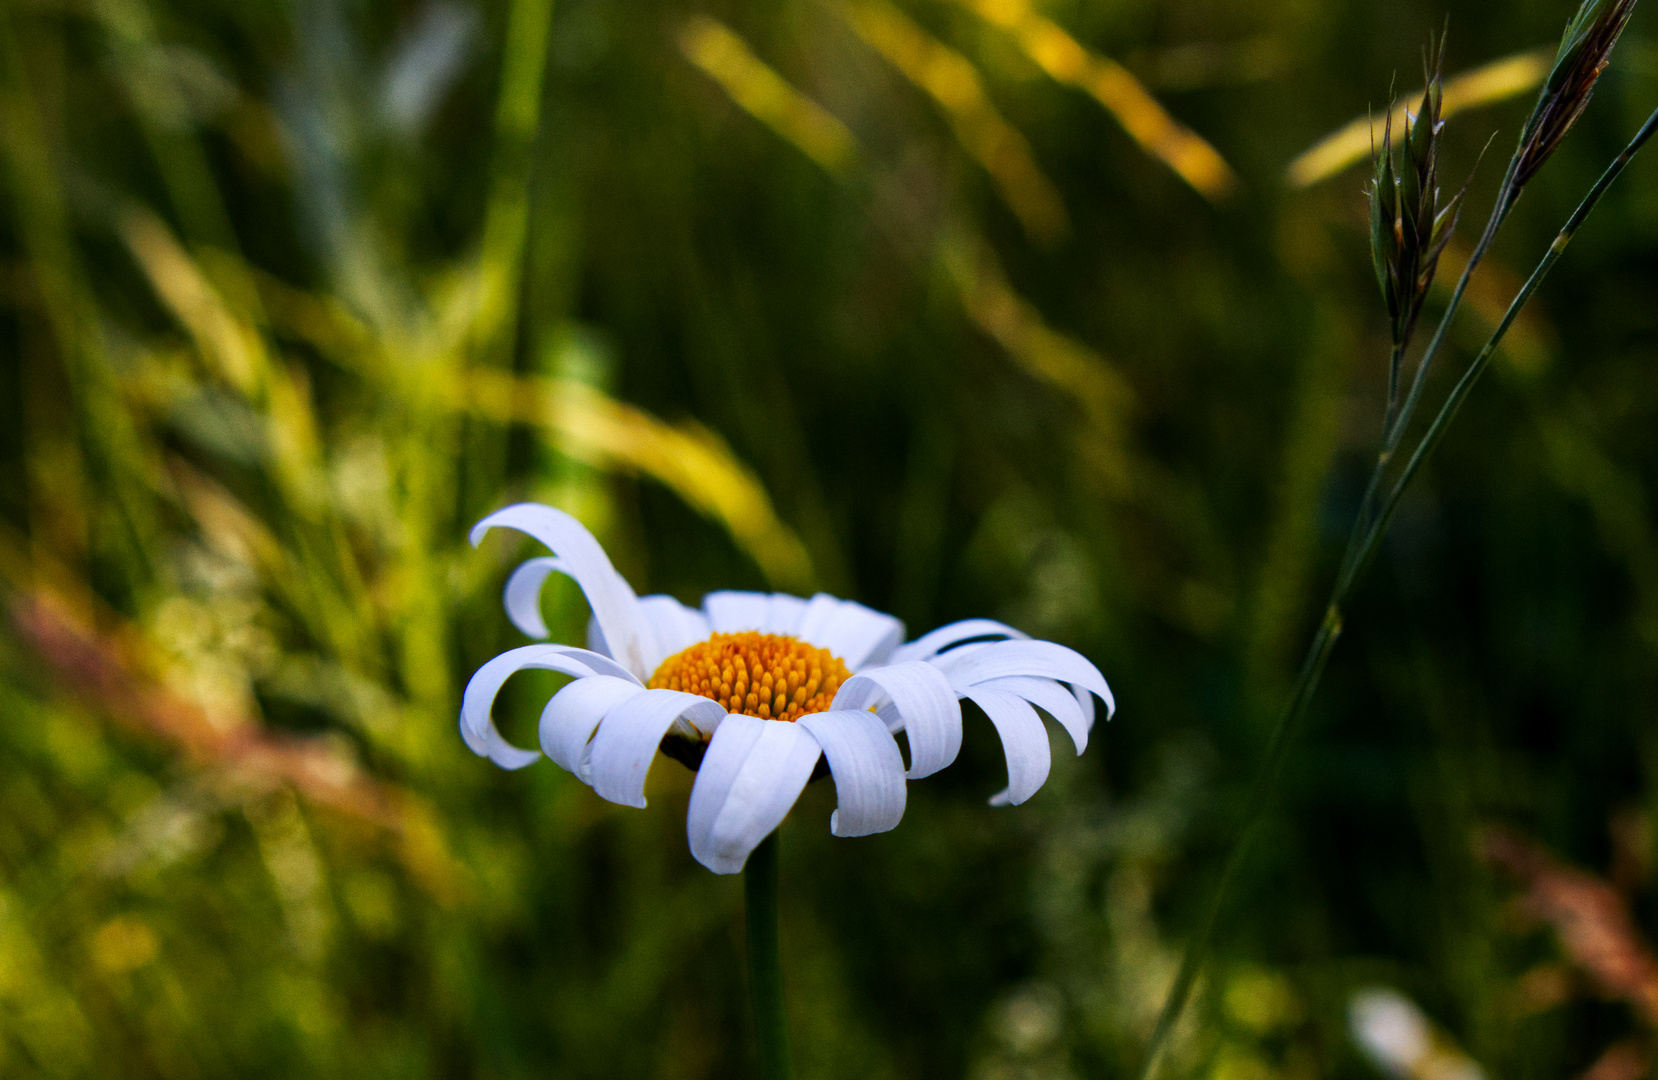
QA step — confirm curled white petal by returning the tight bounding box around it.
[890,618,1028,665]
[1074,682,1096,731]
[796,594,904,669]
[796,710,908,836]
[640,595,712,657]
[539,675,646,776]
[965,686,1051,806]
[979,675,1089,755]
[932,639,1114,717]
[459,645,637,770]
[687,715,823,874]
[503,557,566,638]
[471,503,661,680]
[832,661,961,779]
[587,690,726,808]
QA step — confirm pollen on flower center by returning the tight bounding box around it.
[648,632,851,721]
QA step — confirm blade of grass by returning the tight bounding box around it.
[1138,100,1658,1080]
[951,0,1237,200]
[839,0,1069,242]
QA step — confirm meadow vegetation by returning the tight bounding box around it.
[3,0,1658,1076]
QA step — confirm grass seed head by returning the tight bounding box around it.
[1369,36,1463,348]
[1516,0,1638,186]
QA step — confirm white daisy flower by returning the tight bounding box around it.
[461,503,1114,874]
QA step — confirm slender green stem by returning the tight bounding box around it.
[477,0,556,353]
[1136,605,1342,1080]
[1360,337,1410,564]
[1381,105,1533,455]
[1384,183,1512,447]
[1136,102,1658,1080]
[745,832,792,1080]
[1381,340,1405,439]
[1343,126,1532,595]
[1359,105,1658,583]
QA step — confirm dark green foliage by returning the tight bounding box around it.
[2,0,1658,1078]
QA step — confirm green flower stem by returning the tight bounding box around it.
[745,832,792,1080]
[1137,102,1658,1080]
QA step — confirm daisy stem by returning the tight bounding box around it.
[744,831,792,1080]
[1136,102,1658,1080]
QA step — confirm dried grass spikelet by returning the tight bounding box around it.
[1478,825,1658,1027]
[1369,36,1465,349]
[1515,0,1639,187]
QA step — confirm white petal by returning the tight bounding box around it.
[1074,683,1096,731]
[890,618,1028,665]
[587,690,726,808]
[539,675,646,775]
[832,661,961,778]
[704,591,771,632]
[459,645,639,769]
[796,710,907,837]
[932,639,1114,717]
[980,675,1090,755]
[687,715,822,874]
[471,503,661,681]
[795,594,904,670]
[503,557,566,638]
[702,591,809,636]
[639,595,712,658]
[964,687,1051,806]
[762,594,809,634]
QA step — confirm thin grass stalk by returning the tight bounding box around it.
[1379,174,1511,451]
[1380,89,1540,454]
[1137,100,1658,1080]
[1381,340,1406,448]
[1339,84,1554,594]
[1357,338,1409,577]
[744,832,792,1080]
[1356,104,1658,589]
[478,0,556,342]
[1135,605,1342,1080]
[1346,100,1540,591]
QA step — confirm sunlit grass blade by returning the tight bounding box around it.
[680,15,858,174]
[951,0,1237,200]
[1287,48,1550,188]
[118,204,272,396]
[940,233,1137,485]
[667,21,1145,501]
[465,370,816,592]
[840,0,1069,242]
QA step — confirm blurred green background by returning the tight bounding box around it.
[4,0,1658,1076]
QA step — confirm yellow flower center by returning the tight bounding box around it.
[648,632,852,721]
